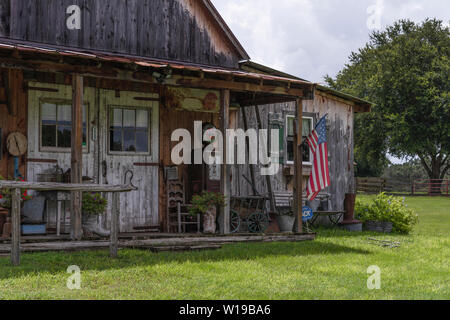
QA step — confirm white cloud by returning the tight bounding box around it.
[211,0,450,82]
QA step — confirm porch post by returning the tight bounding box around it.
[11,188,21,266]
[220,89,230,234]
[70,75,83,240]
[293,98,303,233]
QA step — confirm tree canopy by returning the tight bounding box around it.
[325,19,450,182]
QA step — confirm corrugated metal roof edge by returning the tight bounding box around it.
[0,38,314,89]
[240,61,373,110]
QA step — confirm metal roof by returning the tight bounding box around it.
[0,39,313,89]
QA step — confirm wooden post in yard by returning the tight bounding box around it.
[293,98,303,233]
[110,192,120,258]
[220,89,230,234]
[70,75,83,241]
[11,188,21,266]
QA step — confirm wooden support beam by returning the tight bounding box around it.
[254,105,275,213]
[293,98,303,233]
[110,192,120,258]
[241,107,257,196]
[220,89,231,235]
[11,188,21,266]
[70,75,83,241]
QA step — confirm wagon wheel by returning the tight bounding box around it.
[230,210,241,234]
[247,212,269,233]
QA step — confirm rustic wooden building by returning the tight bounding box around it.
[0,0,368,238]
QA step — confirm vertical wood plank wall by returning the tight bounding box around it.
[0,0,242,69]
[0,69,27,179]
[231,92,355,213]
[159,105,219,232]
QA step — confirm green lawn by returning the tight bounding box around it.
[0,196,449,300]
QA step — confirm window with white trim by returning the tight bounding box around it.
[286,115,314,164]
[109,106,150,154]
[40,101,88,151]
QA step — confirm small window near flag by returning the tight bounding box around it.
[286,115,314,164]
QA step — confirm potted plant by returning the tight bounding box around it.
[355,193,419,234]
[189,191,225,234]
[0,175,33,238]
[82,192,109,237]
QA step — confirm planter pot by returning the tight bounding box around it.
[82,214,110,237]
[365,221,393,233]
[276,215,295,233]
[2,217,12,238]
[203,206,217,234]
[0,207,9,238]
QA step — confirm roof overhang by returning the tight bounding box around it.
[240,61,372,113]
[0,39,314,101]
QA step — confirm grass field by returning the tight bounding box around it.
[0,196,448,300]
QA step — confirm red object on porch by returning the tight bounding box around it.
[340,193,361,225]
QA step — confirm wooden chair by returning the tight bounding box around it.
[167,180,201,233]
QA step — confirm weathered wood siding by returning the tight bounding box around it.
[0,69,27,179]
[159,94,220,231]
[232,92,355,212]
[0,0,242,68]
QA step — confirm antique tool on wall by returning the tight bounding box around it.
[6,132,27,179]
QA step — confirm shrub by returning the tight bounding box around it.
[189,191,226,216]
[355,193,419,234]
[82,192,107,215]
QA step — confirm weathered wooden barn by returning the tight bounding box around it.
[0,0,369,238]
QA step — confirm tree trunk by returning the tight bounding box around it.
[429,158,443,195]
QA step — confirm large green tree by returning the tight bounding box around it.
[326,19,450,189]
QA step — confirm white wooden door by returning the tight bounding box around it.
[27,82,97,231]
[99,89,159,232]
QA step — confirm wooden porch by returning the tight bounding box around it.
[0,232,316,257]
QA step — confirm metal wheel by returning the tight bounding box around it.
[247,212,269,233]
[230,210,241,234]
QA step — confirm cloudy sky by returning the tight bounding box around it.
[211,0,449,84]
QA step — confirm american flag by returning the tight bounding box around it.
[306,115,330,201]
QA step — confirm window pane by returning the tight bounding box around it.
[287,141,294,162]
[83,126,87,146]
[287,117,294,137]
[110,130,122,151]
[123,109,135,129]
[303,145,311,163]
[136,110,148,129]
[111,109,122,129]
[57,126,72,148]
[123,129,136,152]
[57,105,72,126]
[42,125,56,147]
[83,105,87,124]
[42,103,57,125]
[136,130,149,152]
[303,118,312,137]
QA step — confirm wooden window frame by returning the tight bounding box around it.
[107,105,152,156]
[285,114,314,166]
[39,98,89,154]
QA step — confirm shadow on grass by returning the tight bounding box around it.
[0,241,371,280]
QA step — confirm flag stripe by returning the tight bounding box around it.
[306,116,330,201]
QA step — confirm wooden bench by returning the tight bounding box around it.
[273,191,344,226]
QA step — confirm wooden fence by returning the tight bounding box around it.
[356,178,412,195]
[357,178,450,196]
